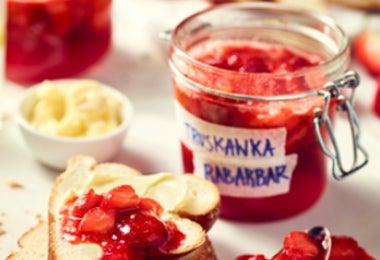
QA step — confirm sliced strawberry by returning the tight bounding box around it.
[330,236,360,260]
[160,220,185,252]
[373,76,380,117]
[282,231,320,258]
[79,207,116,234]
[353,30,380,76]
[122,213,169,250]
[357,247,376,260]
[103,242,145,260]
[139,197,163,216]
[70,188,102,217]
[236,255,267,260]
[101,184,140,210]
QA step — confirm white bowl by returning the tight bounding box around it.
[16,79,133,170]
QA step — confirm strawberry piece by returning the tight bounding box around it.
[353,30,380,76]
[357,247,376,260]
[79,207,116,234]
[139,197,163,216]
[235,231,375,260]
[70,188,102,217]
[373,76,380,117]
[102,242,144,260]
[122,213,169,250]
[161,220,186,252]
[281,231,320,258]
[101,184,140,210]
[330,236,368,260]
[236,255,267,260]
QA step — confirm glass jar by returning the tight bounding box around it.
[6,0,112,85]
[169,3,368,221]
[0,0,5,90]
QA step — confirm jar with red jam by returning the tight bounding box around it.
[6,0,112,85]
[0,0,5,88]
[169,3,368,221]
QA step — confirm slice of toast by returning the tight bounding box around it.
[326,0,380,10]
[6,221,48,260]
[47,155,220,259]
[6,221,217,260]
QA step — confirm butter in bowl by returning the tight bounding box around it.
[16,79,133,170]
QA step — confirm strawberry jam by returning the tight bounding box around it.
[59,185,185,259]
[170,2,353,222]
[173,42,331,221]
[236,231,375,260]
[6,0,112,85]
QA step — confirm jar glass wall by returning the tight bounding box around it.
[169,3,351,221]
[6,0,112,85]
[0,0,5,89]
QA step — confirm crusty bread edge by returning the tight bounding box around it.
[7,221,216,260]
[47,155,143,260]
[6,221,48,260]
[47,155,219,259]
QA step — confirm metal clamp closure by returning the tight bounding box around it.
[313,71,369,180]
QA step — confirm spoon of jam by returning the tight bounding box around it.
[307,226,332,260]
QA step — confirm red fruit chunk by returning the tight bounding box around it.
[353,31,380,76]
[240,57,269,73]
[60,185,187,259]
[161,220,186,252]
[79,207,116,234]
[122,213,169,250]
[101,185,140,210]
[102,242,144,260]
[201,45,320,74]
[330,236,375,260]
[236,254,267,260]
[281,231,320,258]
[373,76,380,117]
[139,197,164,216]
[357,247,376,260]
[235,231,375,260]
[70,188,102,217]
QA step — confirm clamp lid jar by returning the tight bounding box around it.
[169,2,368,221]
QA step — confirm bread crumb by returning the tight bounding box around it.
[0,228,5,236]
[6,179,24,189]
[35,213,42,221]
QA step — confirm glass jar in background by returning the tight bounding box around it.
[6,0,112,85]
[169,3,368,221]
[0,0,5,90]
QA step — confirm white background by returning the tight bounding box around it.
[1,1,380,259]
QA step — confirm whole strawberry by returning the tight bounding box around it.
[353,30,380,76]
[373,76,380,117]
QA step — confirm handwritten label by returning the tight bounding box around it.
[194,154,297,197]
[175,102,298,198]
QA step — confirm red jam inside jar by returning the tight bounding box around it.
[6,0,112,85]
[59,185,185,259]
[169,3,350,222]
[175,43,330,221]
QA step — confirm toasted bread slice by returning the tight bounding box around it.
[7,221,48,260]
[6,221,217,260]
[327,0,380,10]
[48,155,220,259]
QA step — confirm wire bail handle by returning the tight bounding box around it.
[313,71,369,180]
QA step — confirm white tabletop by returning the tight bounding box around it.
[1,1,380,259]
